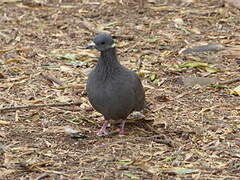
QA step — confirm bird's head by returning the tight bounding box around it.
[87,34,115,52]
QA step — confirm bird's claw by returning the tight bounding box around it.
[96,129,109,136]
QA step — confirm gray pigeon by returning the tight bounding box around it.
[86,34,145,135]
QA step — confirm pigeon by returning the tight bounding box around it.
[86,34,145,135]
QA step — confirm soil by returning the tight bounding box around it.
[0,0,240,179]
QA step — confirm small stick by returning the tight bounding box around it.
[218,77,240,85]
[139,0,144,9]
[0,102,81,113]
[35,173,50,180]
[41,73,64,86]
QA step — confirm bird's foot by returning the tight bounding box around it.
[119,120,126,136]
[97,128,109,136]
[97,120,109,136]
[119,130,125,136]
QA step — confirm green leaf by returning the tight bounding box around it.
[211,84,227,89]
[115,160,133,165]
[105,22,118,27]
[66,118,82,125]
[153,79,160,84]
[162,156,175,162]
[178,62,208,68]
[54,53,78,61]
[204,66,222,73]
[150,74,157,81]
[230,85,240,96]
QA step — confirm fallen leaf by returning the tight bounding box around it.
[4,58,22,64]
[204,66,222,73]
[56,96,72,103]
[177,77,218,87]
[29,113,40,121]
[178,62,209,68]
[167,167,200,175]
[60,66,74,73]
[115,160,134,165]
[54,53,78,61]
[173,18,184,25]
[123,171,139,179]
[0,120,10,125]
[150,74,157,81]
[230,85,240,96]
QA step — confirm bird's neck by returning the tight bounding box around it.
[95,48,122,80]
[97,48,121,69]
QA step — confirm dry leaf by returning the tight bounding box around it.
[0,120,10,125]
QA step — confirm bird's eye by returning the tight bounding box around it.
[101,41,105,45]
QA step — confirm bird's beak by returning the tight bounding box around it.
[86,42,96,49]
[111,43,116,48]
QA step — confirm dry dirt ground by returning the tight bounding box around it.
[0,0,240,179]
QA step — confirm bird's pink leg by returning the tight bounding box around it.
[97,120,109,136]
[119,120,126,135]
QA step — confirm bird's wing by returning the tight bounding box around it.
[132,72,145,111]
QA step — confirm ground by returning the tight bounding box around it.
[0,0,240,179]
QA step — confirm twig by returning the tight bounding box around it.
[218,77,240,85]
[35,173,50,180]
[79,19,98,34]
[139,0,144,9]
[41,73,64,86]
[34,167,69,177]
[0,102,82,113]
[181,44,225,54]
[57,107,83,112]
